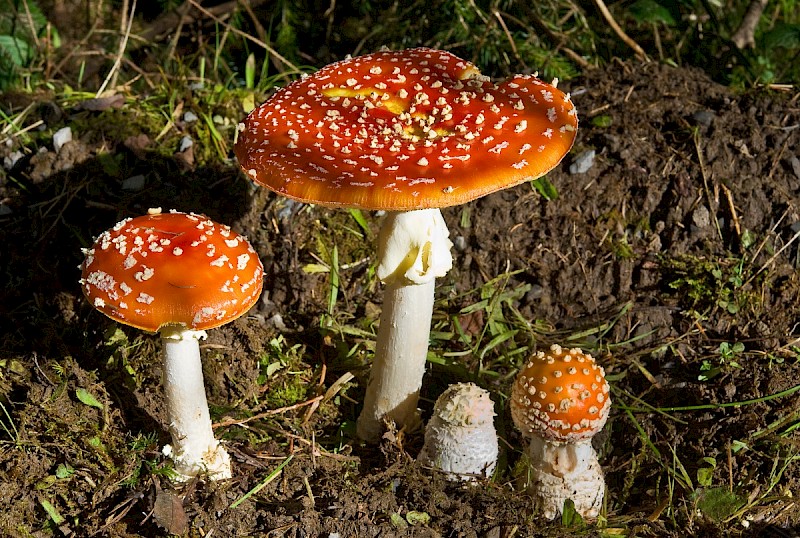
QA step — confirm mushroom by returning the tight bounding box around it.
[510,344,611,519]
[79,208,264,480]
[418,382,498,481]
[234,48,578,442]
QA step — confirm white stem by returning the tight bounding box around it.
[161,328,231,480]
[357,278,434,442]
[356,209,453,443]
[524,436,605,519]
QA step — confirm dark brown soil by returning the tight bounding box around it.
[1,61,799,537]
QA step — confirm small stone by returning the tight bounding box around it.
[122,174,146,191]
[3,150,24,170]
[453,235,467,252]
[692,205,711,229]
[569,149,595,174]
[789,156,800,180]
[53,127,72,153]
[691,110,715,128]
[183,111,198,123]
[179,136,193,152]
[276,199,301,221]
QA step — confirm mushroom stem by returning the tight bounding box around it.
[161,327,231,480]
[523,436,605,519]
[356,208,453,442]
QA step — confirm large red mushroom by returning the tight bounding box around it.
[80,208,264,479]
[235,48,577,442]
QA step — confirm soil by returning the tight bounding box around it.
[1,61,800,537]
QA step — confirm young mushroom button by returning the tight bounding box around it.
[235,47,578,442]
[510,345,611,519]
[80,209,264,480]
[418,382,498,481]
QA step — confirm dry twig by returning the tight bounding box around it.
[593,0,647,58]
[731,0,769,49]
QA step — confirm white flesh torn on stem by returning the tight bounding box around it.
[356,208,453,443]
[160,327,232,480]
[524,435,605,519]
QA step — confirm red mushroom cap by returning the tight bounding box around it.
[80,210,264,332]
[235,47,577,211]
[511,345,610,442]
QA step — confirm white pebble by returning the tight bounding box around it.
[53,126,72,153]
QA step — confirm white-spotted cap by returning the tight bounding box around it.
[235,47,578,210]
[511,345,610,442]
[79,210,264,332]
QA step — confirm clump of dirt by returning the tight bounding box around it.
[1,61,799,537]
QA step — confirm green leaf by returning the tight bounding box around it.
[40,499,65,524]
[531,177,558,201]
[245,53,255,89]
[76,388,104,410]
[591,115,613,128]
[628,0,676,25]
[55,463,75,479]
[763,23,800,50]
[697,466,714,487]
[0,35,33,67]
[406,511,431,525]
[347,208,371,238]
[694,487,745,521]
[389,513,408,529]
[560,499,585,527]
[302,263,330,274]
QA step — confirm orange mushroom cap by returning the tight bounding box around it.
[235,47,578,211]
[80,211,264,332]
[511,344,610,442]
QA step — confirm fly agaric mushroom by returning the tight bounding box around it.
[418,382,498,481]
[510,344,611,519]
[80,209,264,480]
[234,48,578,442]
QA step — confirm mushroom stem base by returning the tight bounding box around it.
[356,278,435,443]
[523,436,604,519]
[162,329,231,480]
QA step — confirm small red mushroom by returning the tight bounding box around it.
[80,208,264,480]
[510,344,611,519]
[235,48,578,442]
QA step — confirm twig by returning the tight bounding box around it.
[212,395,323,429]
[693,131,723,242]
[720,183,742,246]
[187,0,300,74]
[20,0,41,50]
[731,0,769,49]
[166,1,192,63]
[492,10,524,68]
[592,0,647,58]
[96,0,136,96]
[745,228,800,286]
[229,454,294,509]
[138,0,264,43]
[512,7,591,69]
